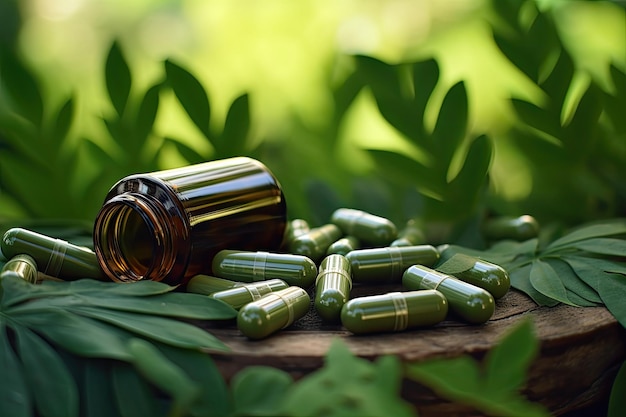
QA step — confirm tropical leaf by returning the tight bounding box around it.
[105,42,132,117]
[165,59,211,137]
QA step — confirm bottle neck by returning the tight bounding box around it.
[93,193,179,283]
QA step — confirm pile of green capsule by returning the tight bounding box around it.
[0,210,528,340]
[186,208,516,339]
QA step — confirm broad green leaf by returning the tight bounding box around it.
[406,356,482,399]
[411,58,439,136]
[157,343,232,417]
[436,253,477,275]
[15,326,79,417]
[83,360,121,417]
[0,48,44,124]
[492,0,524,30]
[71,292,237,320]
[165,59,211,137]
[529,259,576,306]
[135,83,160,143]
[72,306,230,351]
[165,137,206,164]
[493,33,535,82]
[127,338,200,415]
[219,93,250,157]
[447,134,492,202]
[430,81,468,168]
[484,318,538,394]
[547,219,626,251]
[44,277,176,297]
[231,366,293,416]
[332,71,364,127]
[509,264,559,307]
[598,273,626,328]
[111,363,160,417]
[608,360,626,417]
[105,42,132,117]
[572,238,626,257]
[563,83,602,156]
[545,258,601,306]
[11,308,132,360]
[604,64,626,133]
[51,96,75,143]
[540,49,574,111]
[0,323,32,417]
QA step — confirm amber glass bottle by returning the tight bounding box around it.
[93,157,287,284]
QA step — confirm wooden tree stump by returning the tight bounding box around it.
[205,286,626,416]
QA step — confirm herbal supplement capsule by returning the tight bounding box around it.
[237,286,310,339]
[436,252,510,299]
[326,236,359,256]
[211,279,289,310]
[186,274,244,295]
[345,245,440,284]
[390,220,426,247]
[1,228,104,281]
[288,224,342,263]
[402,265,495,324]
[0,254,39,284]
[314,254,352,321]
[282,219,311,246]
[482,215,539,241]
[341,290,447,335]
[212,250,317,288]
[330,208,397,246]
[93,157,287,284]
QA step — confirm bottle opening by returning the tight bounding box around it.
[94,194,174,283]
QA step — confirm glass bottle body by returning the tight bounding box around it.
[93,157,287,285]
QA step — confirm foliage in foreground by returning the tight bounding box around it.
[0,273,546,417]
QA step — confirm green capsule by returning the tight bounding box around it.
[186,274,244,295]
[1,254,39,284]
[326,236,359,256]
[1,228,104,281]
[345,245,440,284]
[211,279,289,310]
[482,215,539,241]
[341,290,448,335]
[402,265,495,324]
[315,254,352,321]
[282,219,311,246]
[212,250,317,288]
[435,252,510,299]
[288,224,342,262]
[331,208,397,246]
[390,220,426,247]
[237,286,310,339]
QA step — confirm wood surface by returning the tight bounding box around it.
[203,287,626,416]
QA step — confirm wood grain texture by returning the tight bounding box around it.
[202,288,626,416]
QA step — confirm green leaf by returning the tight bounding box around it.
[135,83,160,143]
[509,264,559,307]
[11,308,132,360]
[366,149,436,195]
[281,339,415,417]
[430,81,468,168]
[15,326,79,417]
[111,363,160,417]
[219,93,250,157]
[447,134,492,202]
[105,41,132,117]
[231,366,293,416]
[484,318,538,394]
[51,96,75,143]
[436,253,478,275]
[127,338,200,415]
[547,219,626,251]
[83,360,121,417]
[165,59,211,137]
[165,137,206,164]
[157,343,232,417]
[406,356,482,399]
[563,83,602,156]
[72,306,230,351]
[0,323,32,417]
[540,49,574,110]
[0,48,44,125]
[545,258,601,306]
[529,259,576,306]
[411,58,439,136]
[511,99,561,139]
[608,360,626,417]
[572,238,626,257]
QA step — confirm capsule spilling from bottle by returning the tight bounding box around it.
[402,265,494,324]
[314,254,352,321]
[331,208,397,246]
[288,224,343,262]
[211,279,289,310]
[341,290,448,334]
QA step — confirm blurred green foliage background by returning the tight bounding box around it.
[0,0,625,246]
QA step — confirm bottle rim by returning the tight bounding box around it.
[93,193,177,283]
